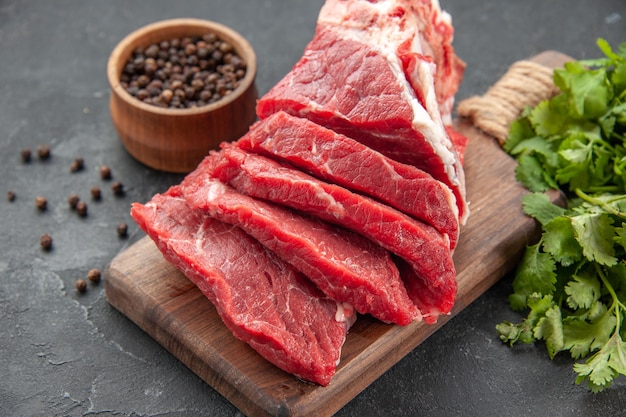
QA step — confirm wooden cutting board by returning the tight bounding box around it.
[104,51,570,417]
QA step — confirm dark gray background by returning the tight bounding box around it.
[1,1,625,416]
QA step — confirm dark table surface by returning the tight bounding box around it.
[2,1,626,416]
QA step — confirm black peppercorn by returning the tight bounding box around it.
[40,233,53,251]
[7,190,16,202]
[36,144,51,160]
[87,268,101,284]
[21,148,32,163]
[219,41,233,54]
[137,74,150,88]
[202,33,217,43]
[76,201,88,217]
[184,43,197,56]
[136,89,149,101]
[159,89,174,105]
[117,222,128,238]
[145,44,159,59]
[90,186,101,201]
[35,196,48,211]
[67,193,80,210]
[111,181,125,196]
[197,47,210,59]
[99,165,112,180]
[75,278,87,293]
[70,158,84,173]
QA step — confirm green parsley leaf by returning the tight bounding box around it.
[533,305,564,359]
[510,244,557,307]
[521,192,566,226]
[496,321,533,345]
[542,216,582,266]
[563,306,614,359]
[571,212,617,265]
[497,293,555,345]
[564,271,601,310]
[529,99,568,138]
[515,154,554,192]
[574,331,626,392]
[555,128,615,192]
[598,38,626,94]
[503,116,535,154]
[611,63,626,97]
[614,225,626,251]
[554,61,611,119]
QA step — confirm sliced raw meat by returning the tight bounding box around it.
[395,256,456,324]
[236,110,460,249]
[317,0,465,124]
[130,186,355,386]
[191,177,419,325]
[256,0,469,224]
[181,146,457,320]
[445,125,469,166]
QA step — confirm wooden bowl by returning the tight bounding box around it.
[107,18,258,173]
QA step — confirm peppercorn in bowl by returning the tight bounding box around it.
[107,18,257,173]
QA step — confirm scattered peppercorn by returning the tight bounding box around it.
[90,186,101,201]
[35,196,48,211]
[67,193,80,210]
[119,33,247,109]
[75,278,87,293]
[21,148,32,163]
[111,181,125,196]
[40,233,53,251]
[116,222,128,238]
[36,144,51,160]
[7,191,16,202]
[99,165,112,180]
[87,268,101,284]
[76,201,88,217]
[69,157,84,173]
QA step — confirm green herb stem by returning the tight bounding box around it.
[575,188,626,219]
[596,263,625,334]
[586,185,622,193]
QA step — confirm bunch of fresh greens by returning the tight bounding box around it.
[496,39,626,392]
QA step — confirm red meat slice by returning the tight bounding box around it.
[317,0,465,124]
[445,126,469,166]
[236,110,460,249]
[182,146,457,321]
[189,176,420,325]
[130,186,355,386]
[257,2,469,224]
[395,257,456,324]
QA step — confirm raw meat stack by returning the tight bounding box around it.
[131,0,467,386]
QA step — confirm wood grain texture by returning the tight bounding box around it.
[104,51,570,417]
